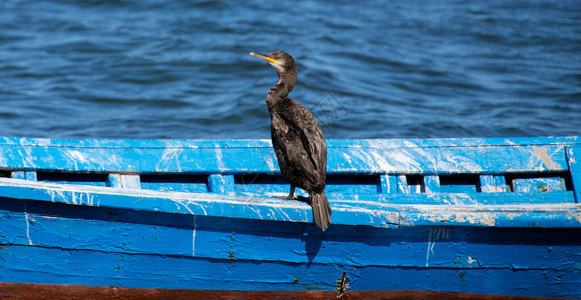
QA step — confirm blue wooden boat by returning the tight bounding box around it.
[0,136,580,298]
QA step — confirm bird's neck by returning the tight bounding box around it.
[266,71,296,110]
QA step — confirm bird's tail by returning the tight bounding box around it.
[310,191,332,231]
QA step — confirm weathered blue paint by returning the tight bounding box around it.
[0,178,400,228]
[567,145,581,203]
[0,138,573,174]
[0,136,580,298]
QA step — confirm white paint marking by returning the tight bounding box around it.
[425,227,434,267]
[265,157,276,171]
[425,227,449,267]
[215,146,225,171]
[157,148,182,172]
[192,215,197,257]
[24,203,33,246]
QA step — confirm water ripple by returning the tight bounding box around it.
[0,0,579,139]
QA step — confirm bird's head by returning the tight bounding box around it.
[250,50,295,74]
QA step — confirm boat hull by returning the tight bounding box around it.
[0,137,580,298]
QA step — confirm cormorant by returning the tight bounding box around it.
[250,50,332,231]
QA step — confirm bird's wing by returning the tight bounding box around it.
[271,112,323,189]
[278,99,327,172]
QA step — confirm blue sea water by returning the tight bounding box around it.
[0,0,579,140]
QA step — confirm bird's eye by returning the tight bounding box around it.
[275,56,280,60]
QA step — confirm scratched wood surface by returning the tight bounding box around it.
[0,137,574,174]
[0,136,580,298]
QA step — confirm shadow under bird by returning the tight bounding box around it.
[250,50,332,231]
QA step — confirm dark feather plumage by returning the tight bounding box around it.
[251,50,331,231]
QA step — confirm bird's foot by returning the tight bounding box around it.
[274,194,295,200]
[274,195,309,203]
[295,195,310,204]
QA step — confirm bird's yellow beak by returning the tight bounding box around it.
[250,52,280,63]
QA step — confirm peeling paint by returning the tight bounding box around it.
[532,146,558,170]
[1,136,581,297]
[467,256,479,265]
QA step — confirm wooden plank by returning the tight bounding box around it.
[512,177,566,193]
[372,192,575,206]
[0,178,578,227]
[0,244,578,297]
[0,178,399,228]
[331,145,568,174]
[398,202,581,228]
[11,171,37,181]
[397,175,410,193]
[0,140,571,175]
[567,146,581,203]
[480,175,508,193]
[378,174,397,193]
[107,174,141,189]
[0,144,280,174]
[208,174,234,193]
[424,176,440,193]
[1,136,578,149]
[349,136,581,149]
[2,204,579,270]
